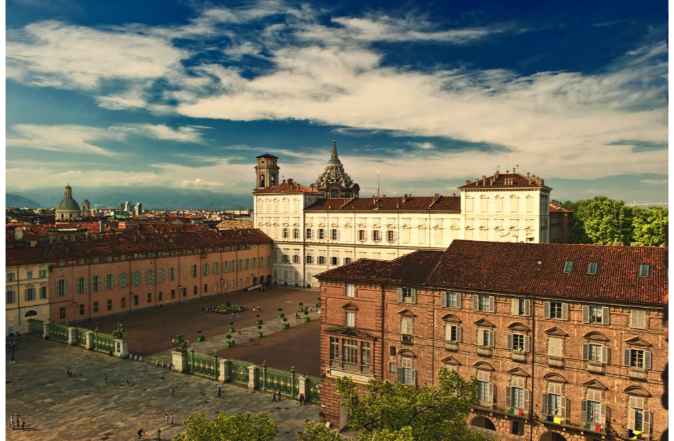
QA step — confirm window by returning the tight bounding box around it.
[6,290,16,304]
[79,304,85,315]
[39,286,47,299]
[625,348,651,370]
[344,257,352,265]
[400,287,416,304]
[77,277,86,294]
[121,298,126,308]
[105,274,114,289]
[119,273,128,288]
[400,316,414,336]
[107,299,112,311]
[132,271,141,286]
[387,230,395,242]
[92,275,99,292]
[476,370,493,405]
[445,323,461,343]
[39,269,47,278]
[293,228,299,239]
[282,228,288,239]
[204,284,208,293]
[193,286,198,295]
[442,291,461,308]
[281,254,290,264]
[292,255,300,264]
[638,264,650,277]
[628,396,652,436]
[203,263,209,276]
[583,342,608,364]
[477,328,493,348]
[630,309,647,329]
[26,271,33,280]
[474,294,494,312]
[213,262,219,274]
[318,256,326,265]
[563,260,574,273]
[306,255,314,264]
[509,333,528,352]
[147,293,152,303]
[544,301,567,320]
[543,382,566,420]
[318,229,325,240]
[306,228,312,239]
[358,230,365,241]
[329,337,372,374]
[511,298,530,316]
[372,230,381,242]
[191,265,197,278]
[331,229,338,240]
[93,301,99,313]
[170,268,175,281]
[548,336,564,358]
[583,305,609,325]
[582,389,604,426]
[59,307,66,319]
[331,257,338,266]
[7,272,15,282]
[399,356,415,385]
[25,287,35,302]
[507,376,528,412]
[587,262,598,275]
[346,284,355,298]
[133,295,139,306]
[346,311,356,328]
[57,279,66,296]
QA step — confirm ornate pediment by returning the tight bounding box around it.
[583,379,608,390]
[507,367,530,377]
[624,385,651,397]
[441,356,461,365]
[473,361,495,371]
[474,318,496,328]
[325,326,375,340]
[442,314,461,323]
[625,336,652,347]
[398,309,416,317]
[544,327,568,337]
[584,331,609,342]
[342,302,359,311]
[508,322,530,332]
[543,373,567,383]
[399,349,416,358]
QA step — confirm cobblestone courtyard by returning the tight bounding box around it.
[6,337,319,441]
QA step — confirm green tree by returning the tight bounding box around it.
[632,206,668,246]
[174,412,277,441]
[573,196,633,245]
[325,369,491,441]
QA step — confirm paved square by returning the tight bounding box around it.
[6,336,319,441]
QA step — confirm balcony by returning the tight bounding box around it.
[511,351,527,363]
[401,334,414,345]
[583,421,606,434]
[628,368,648,380]
[445,341,459,352]
[506,407,528,418]
[328,359,373,384]
[476,346,493,357]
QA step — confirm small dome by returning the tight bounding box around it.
[57,198,81,211]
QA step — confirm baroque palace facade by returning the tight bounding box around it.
[253,145,551,288]
[316,240,667,441]
[6,224,272,333]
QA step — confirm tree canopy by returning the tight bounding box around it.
[174,412,277,441]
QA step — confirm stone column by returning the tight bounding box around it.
[247,365,257,391]
[218,359,230,383]
[114,339,129,358]
[171,350,186,373]
[67,327,77,345]
[297,375,307,400]
[42,322,49,339]
[85,331,94,350]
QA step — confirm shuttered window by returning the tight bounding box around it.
[548,337,564,357]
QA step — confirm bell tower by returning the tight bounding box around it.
[255,154,279,189]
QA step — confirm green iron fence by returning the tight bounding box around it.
[93,332,115,353]
[47,323,68,343]
[306,376,321,403]
[229,359,250,385]
[27,319,43,335]
[187,351,219,380]
[260,366,297,398]
[76,328,88,347]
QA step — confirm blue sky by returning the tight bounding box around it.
[6,0,668,204]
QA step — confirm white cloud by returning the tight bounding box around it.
[118,124,205,143]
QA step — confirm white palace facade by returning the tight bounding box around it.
[253,145,551,288]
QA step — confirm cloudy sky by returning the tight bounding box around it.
[6,0,668,204]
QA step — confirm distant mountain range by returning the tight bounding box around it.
[6,187,253,210]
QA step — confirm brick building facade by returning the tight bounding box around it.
[6,225,273,331]
[317,240,667,441]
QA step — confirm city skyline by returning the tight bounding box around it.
[6,0,668,205]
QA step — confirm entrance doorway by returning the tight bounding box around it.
[470,416,496,431]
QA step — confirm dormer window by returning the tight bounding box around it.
[563,261,573,273]
[639,264,650,278]
[587,262,598,275]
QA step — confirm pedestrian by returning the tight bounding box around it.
[217,385,222,398]
[164,412,169,425]
[170,415,175,426]
[137,428,144,439]
[9,414,14,429]
[21,420,25,431]
[298,393,305,406]
[157,428,161,441]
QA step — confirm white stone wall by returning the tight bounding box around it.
[5,263,51,333]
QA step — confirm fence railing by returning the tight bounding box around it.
[259,366,297,398]
[93,332,115,354]
[307,376,321,403]
[47,323,68,343]
[229,359,250,385]
[187,351,219,380]
[76,328,88,347]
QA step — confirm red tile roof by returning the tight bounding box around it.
[460,171,550,191]
[253,178,321,194]
[7,228,272,266]
[549,201,574,214]
[318,241,667,307]
[306,195,460,212]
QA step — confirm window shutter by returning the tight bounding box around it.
[602,346,609,365]
[544,301,551,319]
[581,400,588,422]
[444,324,451,341]
[582,305,590,323]
[524,335,530,353]
[600,404,607,425]
[506,386,512,408]
[457,326,462,343]
[524,299,531,316]
[644,411,652,435]
[412,369,417,386]
[602,306,610,325]
[542,394,549,415]
[477,329,483,346]
[398,368,404,384]
[489,296,495,313]
[489,383,495,405]
[624,349,631,367]
[473,295,479,310]
[511,298,518,315]
[627,406,635,431]
[507,334,513,350]
[397,288,403,303]
[563,398,570,418]
[645,351,652,370]
[441,291,448,307]
[456,293,462,308]
[524,390,530,412]
[582,343,589,361]
[411,288,417,304]
[561,303,569,320]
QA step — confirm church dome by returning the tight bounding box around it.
[56,185,81,212]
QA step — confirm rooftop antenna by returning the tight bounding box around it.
[376,171,381,198]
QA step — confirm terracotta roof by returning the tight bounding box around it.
[253,178,321,194]
[7,227,272,266]
[306,195,460,212]
[549,201,574,214]
[318,241,667,307]
[460,171,549,190]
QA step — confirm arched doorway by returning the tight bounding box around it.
[470,416,496,431]
[24,310,38,318]
[540,432,567,441]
